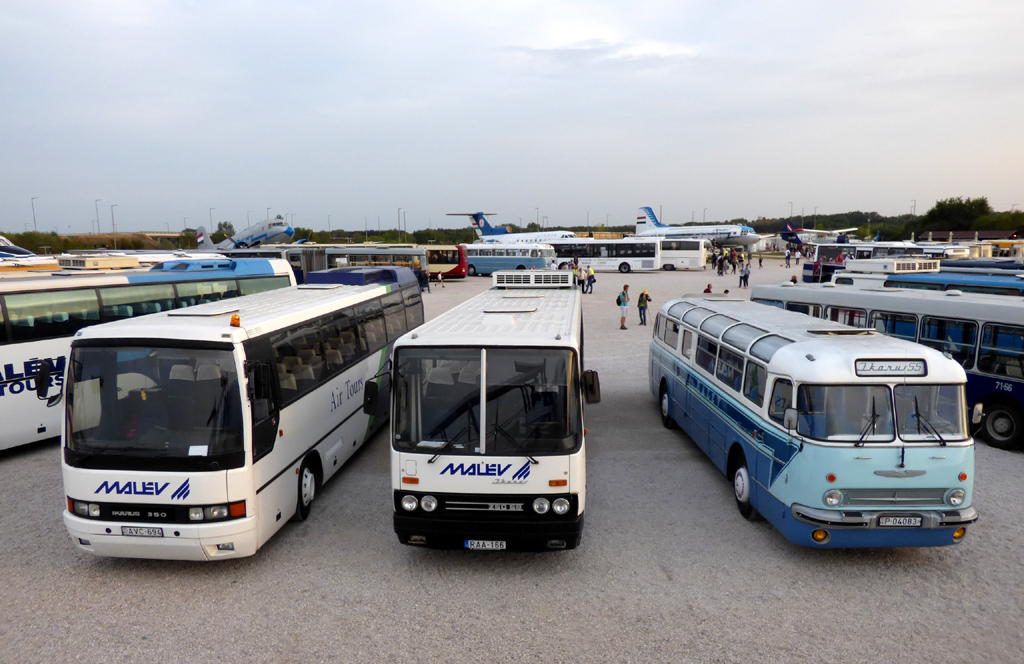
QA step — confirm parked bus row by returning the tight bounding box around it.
[751,282,1024,450]
[0,258,295,451]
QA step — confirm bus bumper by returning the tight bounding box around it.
[63,511,259,561]
[394,514,584,551]
[779,503,978,548]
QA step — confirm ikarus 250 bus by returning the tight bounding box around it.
[368,270,601,551]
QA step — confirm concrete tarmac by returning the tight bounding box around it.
[2,260,1022,663]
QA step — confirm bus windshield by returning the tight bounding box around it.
[65,345,244,471]
[394,347,581,455]
[796,384,895,442]
[894,384,967,441]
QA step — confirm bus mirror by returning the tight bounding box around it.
[363,381,378,414]
[35,360,52,400]
[971,402,984,425]
[582,370,601,404]
[783,407,798,431]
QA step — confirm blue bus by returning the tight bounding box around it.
[752,283,1024,451]
[0,258,295,451]
[464,243,555,276]
[650,297,978,548]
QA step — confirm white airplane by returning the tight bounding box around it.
[197,216,295,250]
[452,212,578,243]
[634,207,761,247]
[779,221,860,245]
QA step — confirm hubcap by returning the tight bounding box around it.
[733,466,750,503]
[301,468,316,506]
[661,392,669,418]
[989,412,1013,438]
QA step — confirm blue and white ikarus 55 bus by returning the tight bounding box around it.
[0,258,294,452]
[55,267,423,560]
[650,297,979,548]
[371,270,601,551]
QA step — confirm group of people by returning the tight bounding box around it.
[710,248,762,276]
[616,284,652,330]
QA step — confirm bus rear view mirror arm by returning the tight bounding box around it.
[583,370,601,404]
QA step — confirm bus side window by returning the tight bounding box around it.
[977,323,1024,378]
[356,299,387,352]
[664,321,680,351]
[920,317,977,370]
[768,379,793,424]
[404,287,424,329]
[743,362,767,407]
[871,311,918,341]
[382,292,408,342]
[681,330,693,358]
[715,347,744,392]
[695,336,718,374]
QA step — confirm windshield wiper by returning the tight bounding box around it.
[912,395,947,447]
[857,397,879,446]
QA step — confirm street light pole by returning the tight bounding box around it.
[328,215,332,237]
[31,197,38,232]
[911,200,917,216]
[209,208,215,229]
[94,199,102,234]
[397,208,402,240]
[266,208,271,222]
[703,208,707,223]
[247,210,252,228]
[788,201,793,219]
[110,204,119,249]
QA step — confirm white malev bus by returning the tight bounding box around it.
[547,237,662,273]
[659,238,709,270]
[371,270,601,550]
[56,267,423,560]
[0,258,294,452]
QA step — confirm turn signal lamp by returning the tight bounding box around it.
[230,315,240,327]
[826,473,837,483]
[229,501,246,518]
[549,479,567,487]
[959,472,968,482]
[402,477,419,484]
[811,529,830,543]
[953,527,967,542]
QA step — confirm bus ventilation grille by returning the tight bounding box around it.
[493,271,574,288]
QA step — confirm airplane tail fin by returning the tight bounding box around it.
[196,226,218,250]
[636,207,663,234]
[780,222,802,245]
[447,212,506,237]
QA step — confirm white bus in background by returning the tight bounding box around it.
[57,267,423,560]
[371,270,601,551]
[658,238,709,270]
[0,258,294,452]
[547,237,662,273]
[464,243,555,276]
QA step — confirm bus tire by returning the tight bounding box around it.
[982,402,1022,450]
[292,458,319,522]
[729,450,760,521]
[467,265,477,277]
[516,265,525,270]
[618,263,631,273]
[662,264,676,271]
[659,382,676,429]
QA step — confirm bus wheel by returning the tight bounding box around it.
[663,264,675,271]
[730,453,760,521]
[618,263,631,273]
[467,265,477,277]
[516,265,525,270]
[293,459,318,521]
[983,403,1022,450]
[659,383,675,429]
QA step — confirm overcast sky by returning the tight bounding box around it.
[2,1,1022,235]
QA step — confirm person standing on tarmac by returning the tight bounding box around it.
[638,289,653,326]
[617,284,630,330]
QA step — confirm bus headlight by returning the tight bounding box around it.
[401,495,419,512]
[204,505,229,520]
[823,489,845,507]
[420,495,438,512]
[552,498,570,515]
[946,489,965,507]
[189,507,205,521]
[533,498,550,514]
[70,500,100,518]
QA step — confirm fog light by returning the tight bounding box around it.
[420,495,438,512]
[552,498,570,515]
[953,527,967,542]
[533,498,550,514]
[216,542,234,551]
[401,495,418,511]
[823,489,845,507]
[946,489,965,507]
[78,538,91,546]
[205,505,229,520]
[811,529,830,544]
[189,507,205,521]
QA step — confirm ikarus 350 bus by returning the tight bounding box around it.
[54,267,422,560]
